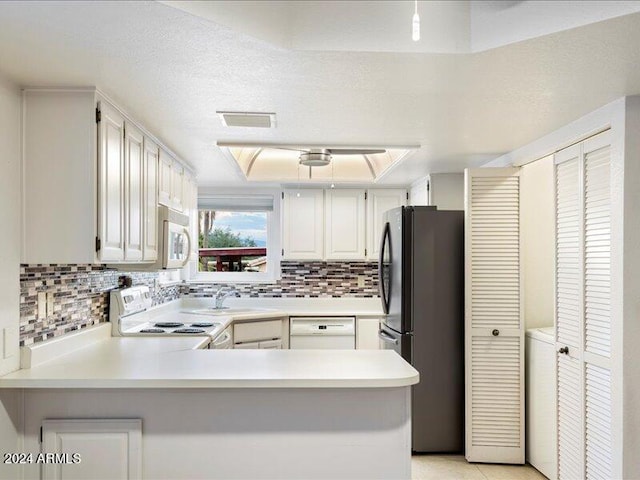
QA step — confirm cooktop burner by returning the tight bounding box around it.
[140,328,166,333]
[174,328,206,334]
[190,322,215,328]
[154,322,184,328]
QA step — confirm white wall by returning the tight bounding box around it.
[521,156,554,329]
[0,75,21,373]
[409,177,428,206]
[0,73,22,480]
[428,173,464,210]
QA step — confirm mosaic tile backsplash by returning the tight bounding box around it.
[19,261,379,346]
[186,261,379,298]
[19,265,180,346]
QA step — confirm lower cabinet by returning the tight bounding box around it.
[356,317,381,350]
[233,319,285,349]
[41,418,142,480]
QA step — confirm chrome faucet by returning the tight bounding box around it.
[214,287,240,309]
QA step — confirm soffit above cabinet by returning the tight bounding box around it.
[220,145,415,183]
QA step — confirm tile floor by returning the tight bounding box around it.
[412,455,548,480]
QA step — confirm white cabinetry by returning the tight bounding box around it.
[171,161,184,212]
[124,122,145,262]
[158,148,173,207]
[555,131,612,480]
[41,419,142,480]
[325,189,366,260]
[282,190,325,260]
[22,89,194,265]
[281,188,407,261]
[143,137,159,261]
[233,319,285,349]
[97,101,126,262]
[366,189,406,260]
[158,148,187,212]
[356,317,381,350]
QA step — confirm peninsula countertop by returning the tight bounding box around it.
[0,334,419,389]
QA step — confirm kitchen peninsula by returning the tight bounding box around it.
[0,326,418,479]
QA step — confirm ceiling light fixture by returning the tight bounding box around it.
[412,0,420,42]
[299,149,332,167]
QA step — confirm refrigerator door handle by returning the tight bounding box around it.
[378,330,398,345]
[378,222,391,314]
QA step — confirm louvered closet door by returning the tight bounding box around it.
[583,133,612,480]
[465,168,524,464]
[555,143,585,480]
[555,130,612,480]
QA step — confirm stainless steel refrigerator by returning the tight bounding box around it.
[378,206,464,453]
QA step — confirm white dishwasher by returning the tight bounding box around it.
[289,317,355,349]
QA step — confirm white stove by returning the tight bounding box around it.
[110,286,224,338]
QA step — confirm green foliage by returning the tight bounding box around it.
[202,227,257,248]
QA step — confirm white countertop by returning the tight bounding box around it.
[0,335,418,389]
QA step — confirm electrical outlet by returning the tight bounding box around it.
[38,292,47,319]
[46,291,55,317]
[357,275,366,288]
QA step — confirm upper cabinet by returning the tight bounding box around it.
[97,101,126,262]
[143,136,159,262]
[325,189,366,260]
[366,189,407,260]
[22,89,195,265]
[282,189,325,260]
[281,188,406,262]
[123,121,145,262]
[158,148,188,212]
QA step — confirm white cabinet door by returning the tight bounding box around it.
[366,189,406,260]
[124,122,144,262]
[171,162,184,212]
[158,148,172,207]
[325,189,366,260]
[41,419,142,480]
[97,102,125,262]
[356,317,380,350]
[143,136,159,261]
[282,189,324,260]
[259,339,283,349]
[465,168,523,464]
[182,171,194,213]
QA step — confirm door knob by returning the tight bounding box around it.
[492,329,500,336]
[559,346,569,355]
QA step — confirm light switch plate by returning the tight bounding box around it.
[3,327,18,359]
[38,292,46,319]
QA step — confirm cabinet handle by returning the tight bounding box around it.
[492,329,500,336]
[559,346,569,355]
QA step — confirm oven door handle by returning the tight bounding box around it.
[378,330,398,345]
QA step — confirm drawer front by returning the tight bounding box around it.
[234,319,282,343]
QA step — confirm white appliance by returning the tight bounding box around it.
[160,205,191,269]
[525,327,556,480]
[289,317,355,350]
[110,286,222,346]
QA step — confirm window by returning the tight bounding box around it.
[192,192,280,282]
[198,211,267,273]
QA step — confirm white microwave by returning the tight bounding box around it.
[160,206,192,269]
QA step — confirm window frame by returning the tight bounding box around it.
[188,189,281,283]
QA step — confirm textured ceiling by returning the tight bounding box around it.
[0,1,640,186]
